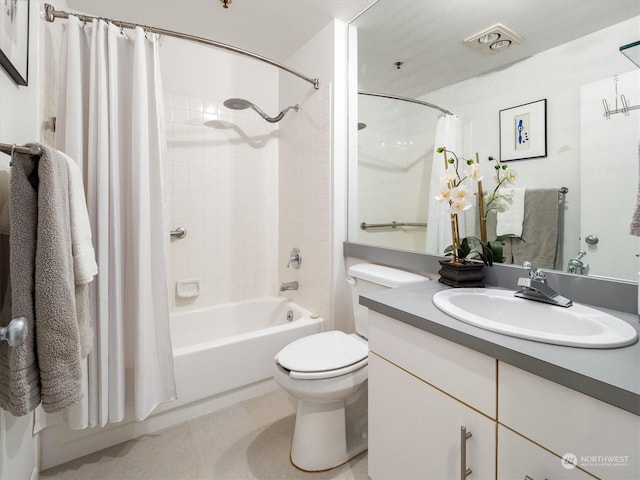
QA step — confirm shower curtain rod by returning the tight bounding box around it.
[43,3,320,90]
[358,90,453,115]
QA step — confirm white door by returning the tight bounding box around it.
[580,70,640,282]
[0,411,37,479]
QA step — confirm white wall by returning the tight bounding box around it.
[420,16,640,269]
[0,0,47,476]
[160,37,280,311]
[278,21,337,329]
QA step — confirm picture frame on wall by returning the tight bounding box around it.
[499,99,547,161]
[0,0,30,86]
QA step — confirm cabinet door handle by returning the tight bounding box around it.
[460,425,472,479]
[524,476,549,480]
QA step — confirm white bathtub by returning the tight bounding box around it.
[40,297,323,470]
[168,297,324,409]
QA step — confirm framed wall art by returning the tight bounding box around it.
[499,99,547,161]
[0,0,30,86]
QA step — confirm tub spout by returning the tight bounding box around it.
[280,281,298,292]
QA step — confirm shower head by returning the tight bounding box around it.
[223,98,253,110]
[223,98,299,123]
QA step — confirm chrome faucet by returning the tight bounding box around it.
[280,281,299,292]
[514,261,572,308]
[567,250,589,275]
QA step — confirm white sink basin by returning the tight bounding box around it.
[432,288,638,348]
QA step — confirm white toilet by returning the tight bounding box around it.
[273,263,430,471]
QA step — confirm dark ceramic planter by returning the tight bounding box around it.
[438,259,485,288]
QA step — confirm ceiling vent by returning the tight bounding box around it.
[464,23,523,54]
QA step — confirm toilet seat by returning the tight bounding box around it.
[276,331,368,380]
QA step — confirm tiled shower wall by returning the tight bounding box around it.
[165,93,279,310]
[160,35,282,312]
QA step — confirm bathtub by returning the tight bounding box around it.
[168,296,324,409]
[40,297,323,470]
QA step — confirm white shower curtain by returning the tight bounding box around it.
[426,114,464,255]
[54,15,176,428]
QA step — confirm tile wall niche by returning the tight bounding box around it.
[165,92,279,310]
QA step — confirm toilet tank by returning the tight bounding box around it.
[347,264,429,339]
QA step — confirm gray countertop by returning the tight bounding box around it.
[360,281,640,416]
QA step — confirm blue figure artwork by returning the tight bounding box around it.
[514,113,530,151]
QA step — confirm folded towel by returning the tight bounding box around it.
[629,142,640,236]
[63,151,97,357]
[486,189,559,269]
[0,144,95,416]
[510,189,560,269]
[63,151,98,284]
[34,145,87,413]
[0,153,40,416]
[496,187,525,237]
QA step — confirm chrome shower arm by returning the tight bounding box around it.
[249,103,299,123]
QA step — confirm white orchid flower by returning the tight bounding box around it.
[465,164,483,182]
[442,166,458,185]
[434,182,452,202]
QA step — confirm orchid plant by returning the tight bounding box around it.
[434,147,484,264]
[435,148,521,265]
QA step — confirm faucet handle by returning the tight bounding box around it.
[522,261,545,280]
[286,247,302,269]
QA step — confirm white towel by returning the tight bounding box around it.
[62,151,98,284]
[496,187,525,237]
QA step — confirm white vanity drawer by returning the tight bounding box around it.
[499,362,640,479]
[368,310,497,418]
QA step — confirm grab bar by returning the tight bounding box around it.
[170,227,187,239]
[360,221,427,230]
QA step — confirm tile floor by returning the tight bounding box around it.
[41,389,368,480]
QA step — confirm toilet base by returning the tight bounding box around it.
[290,388,368,472]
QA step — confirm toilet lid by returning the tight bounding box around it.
[276,331,368,375]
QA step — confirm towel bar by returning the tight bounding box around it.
[1,317,27,347]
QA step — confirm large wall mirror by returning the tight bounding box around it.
[348,0,640,282]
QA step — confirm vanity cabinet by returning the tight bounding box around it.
[369,353,496,479]
[368,310,640,480]
[368,311,497,479]
[497,425,596,479]
[499,362,640,479]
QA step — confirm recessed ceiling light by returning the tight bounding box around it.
[478,32,500,44]
[464,23,522,54]
[490,40,512,50]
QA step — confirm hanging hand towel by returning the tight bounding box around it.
[34,144,88,413]
[0,153,40,416]
[63,151,98,357]
[629,143,640,236]
[496,187,525,237]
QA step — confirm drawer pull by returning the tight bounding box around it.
[460,425,472,479]
[524,476,549,480]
